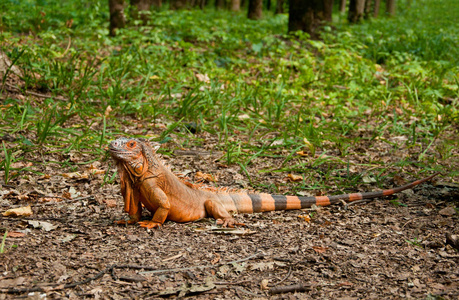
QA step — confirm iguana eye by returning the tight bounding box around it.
[128,141,136,148]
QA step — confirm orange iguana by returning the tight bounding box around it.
[109,137,439,229]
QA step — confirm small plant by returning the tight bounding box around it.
[0,230,7,254]
[1,142,13,185]
[406,237,423,248]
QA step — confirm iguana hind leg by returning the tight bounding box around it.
[204,199,236,227]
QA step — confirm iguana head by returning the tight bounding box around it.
[109,138,148,177]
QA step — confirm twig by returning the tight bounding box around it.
[1,252,264,294]
[269,283,313,295]
[401,217,424,229]
[42,195,94,202]
[345,199,374,207]
[139,251,263,275]
[232,286,259,297]
[1,265,115,294]
[272,266,292,286]
[214,280,251,285]
[3,83,67,101]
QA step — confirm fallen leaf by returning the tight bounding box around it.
[312,246,328,254]
[104,105,112,117]
[211,253,221,264]
[27,220,57,231]
[288,174,303,182]
[439,206,456,216]
[7,231,26,238]
[195,171,216,182]
[298,215,311,222]
[195,73,210,83]
[62,234,77,243]
[62,172,89,179]
[260,279,269,290]
[238,114,250,120]
[296,150,309,156]
[103,199,117,208]
[0,277,25,288]
[3,205,33,217]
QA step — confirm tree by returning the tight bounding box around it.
[386,0,396,16]
[348,0,365,23]
[276,0,284,14]
[109,0,126,36]
[248,0,263,20]
[339,0,347,14]
[215,0,225,9]
[170,0,187,9]
[131,0,154,22]
[231,0,241,11]
[373,0,381,17]
[288,0,333,37]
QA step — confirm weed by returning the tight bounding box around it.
[1,142,12,184]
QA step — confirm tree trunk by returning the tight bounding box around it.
[288,0,326,37]
[231,0,241,11]
[131,0,151,22]
[339,0,346,13]
[248,0,263,20]
[215,0,225,9]
[275,0,284,14]
[373,0,380,17]
[267,0,271,11]
[323,0,334,22]
[386,0,396,16]
[364,0,372,18]
[348,0,365,23]
[170,0,186,9]
[151,0,162,7]
[109,0,126,36]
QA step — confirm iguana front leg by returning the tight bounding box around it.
[115,169,142,225]
[138,187,170,229]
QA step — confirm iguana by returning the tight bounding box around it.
[109,137,439,229]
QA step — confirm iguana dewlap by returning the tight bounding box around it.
[109,137,438,229]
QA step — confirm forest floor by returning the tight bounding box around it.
[1,111,458,299]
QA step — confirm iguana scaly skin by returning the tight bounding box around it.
[109,137,439,229]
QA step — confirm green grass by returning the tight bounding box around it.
[0,0,458,190]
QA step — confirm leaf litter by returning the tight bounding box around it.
[0,127,458,299]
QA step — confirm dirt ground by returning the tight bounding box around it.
[1,127,458,299]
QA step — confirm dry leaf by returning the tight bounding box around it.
[298,215,311,222]
[288,174,303,182]
[7,231,26,238]
[312,246,328,254]
[89,169,105,175]
[260,279,269,290]
[195,171,216,182]
[27,220,57,231]
[211,253,221,264]
[3,205,33,217]
[62,191,72,199]
[195,73,210,83]
[296,150,309,156]
[62,172,89,179]
[104,105,112,117]
[103,199,117,208]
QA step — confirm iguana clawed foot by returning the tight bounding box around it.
[138,220,162,229]
[114,218,138,225]
[216,218,245,228]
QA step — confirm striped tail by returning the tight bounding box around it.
[223,173,439,214]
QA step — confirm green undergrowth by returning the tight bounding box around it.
[0,0,458,190]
